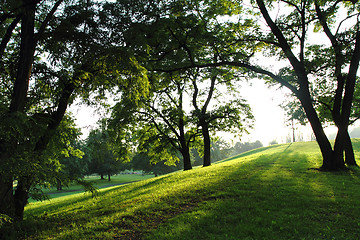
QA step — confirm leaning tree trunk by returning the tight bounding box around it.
[12,82,75,221]
[0,0,37,220]
[256,0,347,170]
[298,91,343,170]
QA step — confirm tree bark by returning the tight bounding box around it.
[9,0,36,113]
[0,0,37,220]
[344,132,357,166]
[181,145,192,171]
[297,89,340,170]
[13,177,32,221]
[201,121,211,167]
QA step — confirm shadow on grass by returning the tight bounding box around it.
[6,142,360,239]
[145,144,360,240]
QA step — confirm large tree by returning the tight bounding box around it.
[0,0,149,220]
[86,127,125,181]
[142,0,360,170]
[136,72,199,171]
[245,0,360,170]
[190,67,253,166]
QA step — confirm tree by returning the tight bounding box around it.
[250,0,360,169]
[135,72,199,171]
[145,0,360,170]
[57,140,88,191]
[232,140,263,156]
[0,0,149,220]
[190,67,253,166]
[132,151,182,176]
[120,1,254,168]
[281,97,307,143]
[210,139,233,162]
[86,125,126,181]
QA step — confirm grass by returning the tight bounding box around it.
[3,140,360,239]
[30,174,155,201]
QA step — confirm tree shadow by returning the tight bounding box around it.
[145,143,360,239]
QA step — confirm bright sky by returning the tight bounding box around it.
[238,80,290,145]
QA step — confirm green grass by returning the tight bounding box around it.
[31,174,155,201]
[4,140,360,239]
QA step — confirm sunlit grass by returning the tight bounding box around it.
[3,140,360,239]
[29,174,155,202]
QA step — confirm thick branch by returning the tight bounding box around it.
[341,31,360,126]
[0,15,21,59]
[202,74,216,114]
[256,0,305,78]
[153,60,299,94]
[35,0,64,42]
[35,81,75,152]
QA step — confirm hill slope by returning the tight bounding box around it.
[4,140,360,239]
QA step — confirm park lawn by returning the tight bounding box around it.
[29,174,155,202]
[4,140,360,239]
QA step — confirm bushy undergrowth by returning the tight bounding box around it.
[2,140,360,239]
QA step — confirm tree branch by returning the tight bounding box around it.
[35,0,64,42]
[0,15,21,59]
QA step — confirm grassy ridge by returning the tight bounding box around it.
[5,140,360,239]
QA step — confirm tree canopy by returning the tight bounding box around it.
[0,0,149,220]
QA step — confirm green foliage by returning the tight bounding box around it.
[1,0,153,219]
[85,125,127,179]
[0,214,13,226]
[231,140,263,156]
[132,152,182,176]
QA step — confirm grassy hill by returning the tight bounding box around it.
[3,140,360,239]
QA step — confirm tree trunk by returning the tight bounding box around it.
[201,122,211,167]
[10,0,36,113]
[344,132,357,166]
[100,174,105,180]
[57,179,62,191]
[0,1,37,220]
[0,179,15,218]
[298,90,341,170]
[108,173,111,181]
[14,177,32,221]
[333,126,357,167]
[181,146,192,171]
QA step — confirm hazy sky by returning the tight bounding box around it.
[239,80,291,145]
